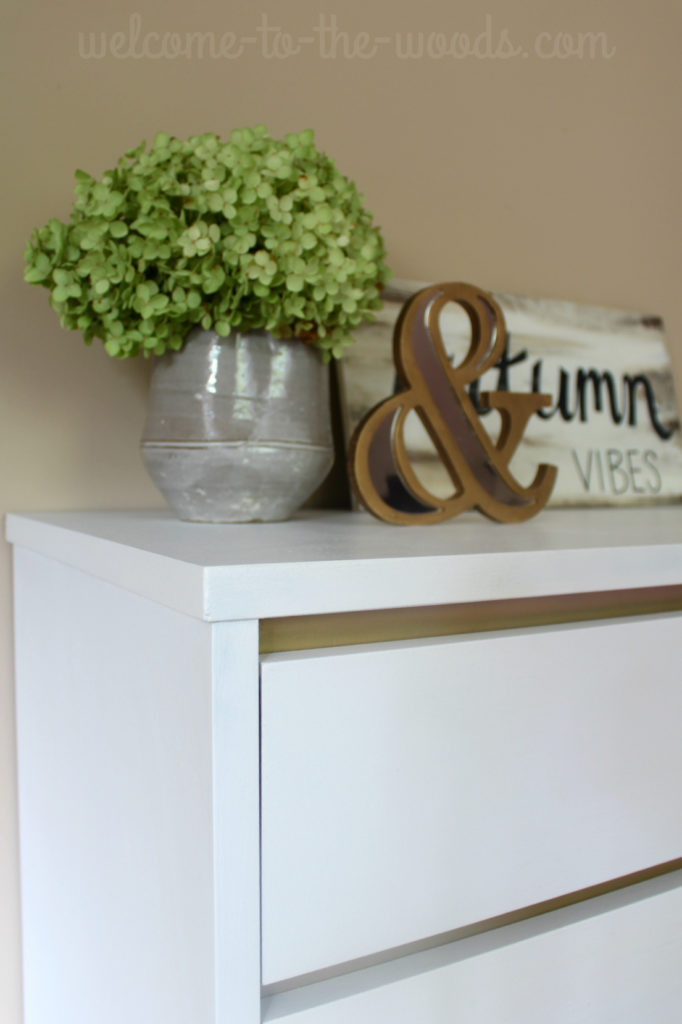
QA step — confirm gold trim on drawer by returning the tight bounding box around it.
[262,856,682,996]
[260,585,682,653]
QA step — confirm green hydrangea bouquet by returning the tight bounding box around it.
[24,126,390,361]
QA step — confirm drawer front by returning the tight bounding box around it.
[262,873,682,1023]
[260,614,682,985]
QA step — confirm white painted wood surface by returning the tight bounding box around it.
[261,615,682,983]
[12,549,262,1024]
[211,620,262,1024]
[13,548,216,1024]
[341,280,682,507]
[5,506,682,620]
[262,870,682,1023]
[7,510,682,1024]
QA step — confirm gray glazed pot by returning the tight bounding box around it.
[141,328,334,522]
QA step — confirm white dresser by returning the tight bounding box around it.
[7,506,682,1024]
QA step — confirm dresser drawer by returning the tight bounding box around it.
[260,614,682,984]
[262,872,682,1023]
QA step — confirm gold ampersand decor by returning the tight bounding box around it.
[348,282,558,524]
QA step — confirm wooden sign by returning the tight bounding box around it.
[341,279,682,508]
[348,283,557,524]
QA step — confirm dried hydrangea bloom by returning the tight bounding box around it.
[24,126,390,360]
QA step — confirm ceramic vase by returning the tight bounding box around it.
[140,328,334,522]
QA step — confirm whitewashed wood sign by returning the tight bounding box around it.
[340,280,682,507]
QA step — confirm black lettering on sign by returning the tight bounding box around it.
[606,449,629,495]
[575,369,623,424]
[571,448,662,496]
[469,344,528,415]
[624,375,672,439]
[571,450,595,492]
[643,449,662,493]
[466,340,674,440]
[626,449,645,494]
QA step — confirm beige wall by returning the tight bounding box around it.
[1,1,680,1019]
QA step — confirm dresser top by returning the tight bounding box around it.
[6,507,681,620]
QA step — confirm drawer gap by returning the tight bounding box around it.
[261,860,682,1012]
[260,584,682,652]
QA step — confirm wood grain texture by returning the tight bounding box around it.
[340,280,682,507]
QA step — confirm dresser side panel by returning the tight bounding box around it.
[13,547,216,1024]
